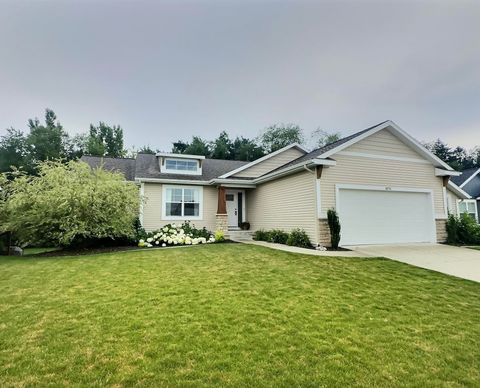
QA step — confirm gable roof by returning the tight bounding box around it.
[451,167,480,188]
[80,155,136,181]
[218,143,308,178]
[266,120,454,176]
[447,181,472,199]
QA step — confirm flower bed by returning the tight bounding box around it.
[138,222,218,248]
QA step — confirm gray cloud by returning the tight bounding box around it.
[0,0,479,151]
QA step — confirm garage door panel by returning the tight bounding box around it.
[338,189,435,245]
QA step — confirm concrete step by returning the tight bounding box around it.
[228,230,254,241]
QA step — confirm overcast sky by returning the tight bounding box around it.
[0,0,479,151]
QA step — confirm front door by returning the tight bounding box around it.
[226,191,239,228]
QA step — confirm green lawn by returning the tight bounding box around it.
[0,245,479,386]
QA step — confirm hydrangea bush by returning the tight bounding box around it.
[138,222,217,248]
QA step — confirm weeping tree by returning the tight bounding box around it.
[0,161,140,247]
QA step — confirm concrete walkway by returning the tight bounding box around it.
[350,244,480,282]
[240,240,368,257]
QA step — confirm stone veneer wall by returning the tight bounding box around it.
[436,219,447,243]
[215,214,229,237]
[318,219,331,247]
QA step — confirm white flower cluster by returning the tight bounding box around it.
[315,245,327,251]
[138,223,216,248]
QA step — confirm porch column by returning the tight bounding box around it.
[215,186,229,236]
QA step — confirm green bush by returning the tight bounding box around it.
[446,213,480,245]
[0,161,140,248]
[214,230,225,242]
[269,229,289,244]
[286,228,311,248]
[181,221,211,239]
[327,209,341,250]
[253,229,271,241]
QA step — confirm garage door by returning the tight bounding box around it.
[337,188,435,245]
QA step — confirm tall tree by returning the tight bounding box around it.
[86,122,125,157]
[172,140,189,154]
[312,128,342,148]
[183,137,211,156]
[259,123,304,153]
[232,137,265,161]
[27,109,67,163]
[0,128,31,173]
[211,131,234,159]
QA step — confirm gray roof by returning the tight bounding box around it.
[80,155,136,181]
[81,153,250,182]
[135,153,249,181]
[263,120,389,176]
[451,167,480,187]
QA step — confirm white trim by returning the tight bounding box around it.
[435,168,461,177]
[337,150,430,164]
[139,182,145,226]
[161,185,204,221]
[447,181,471,199]
[457,199,478,222]
[315,180,322,219]
[210,178,256,188]
[252,159,336,184]
[319,120,454,171]
[335,183,437,244]
[161,157,202,176]
[459,168,480,188]
[136,178,210,185]
[442,186,448,218]
[218,143,308,178]
[156,152,205,159]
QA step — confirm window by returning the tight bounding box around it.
[164,158,198,172]
[163,186,202,219]
[458,200,478,221]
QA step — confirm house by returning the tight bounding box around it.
[451,167,480,222]
[81,120,471,246]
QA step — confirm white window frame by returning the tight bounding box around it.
[162,185,203,220]
[161,157,202,176]
[457,199,478,222]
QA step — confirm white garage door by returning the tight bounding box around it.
[338,188,436,245]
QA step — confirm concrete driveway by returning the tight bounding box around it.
[350,244,480,282]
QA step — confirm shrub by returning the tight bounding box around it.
[286,228,311,248]
[446,213,480,245]
[139,223,215,248]
[327,209,341,250]
[269,229,289,244]
[182,221,211,239]
[253,229,271,241]
[0,161,140,248]
[214,230,225,242]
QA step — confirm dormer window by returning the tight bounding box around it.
[165,158,198,172]
[157,153,204,176]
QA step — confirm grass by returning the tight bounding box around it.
[0,244,479,387]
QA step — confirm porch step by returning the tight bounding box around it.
[228,230,254,241]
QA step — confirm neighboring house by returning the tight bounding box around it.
[82,120,470,246]
[451,167,480,222]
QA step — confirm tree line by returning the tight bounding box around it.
[0,108,478,173]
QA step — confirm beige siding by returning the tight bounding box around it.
[344,128,425,159]
[246,170,318,243]
[320,154,445,216]
[446,188,460,216]
[233,148,304,178]
[142,183,217,232]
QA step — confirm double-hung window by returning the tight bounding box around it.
[163,186,202,220]
[458,200,478,221]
